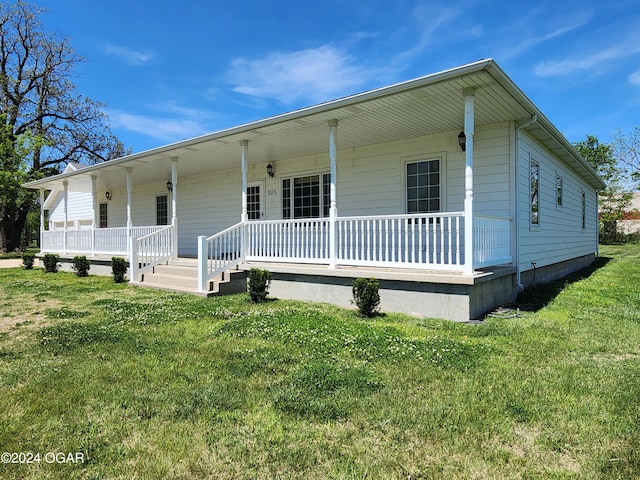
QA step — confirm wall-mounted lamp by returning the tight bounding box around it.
[105,191,112,201]
[266,163,275,178]
[166,181,173,192]
[457,131,466,152]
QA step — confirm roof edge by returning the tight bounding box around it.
[24,59,495,189]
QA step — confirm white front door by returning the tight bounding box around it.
[247,181,264,220]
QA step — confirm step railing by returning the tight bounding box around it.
[129,225,175,282]
[197,222,245,292]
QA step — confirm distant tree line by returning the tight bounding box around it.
[574,129,640,244]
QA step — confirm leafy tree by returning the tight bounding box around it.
[574,134,632,243]
[0,1,126,252]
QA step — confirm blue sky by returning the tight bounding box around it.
[39,0,640,154]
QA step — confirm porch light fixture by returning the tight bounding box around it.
[166,181,173,192]
[266,163,275,178]
[105,191,112,201]
[458,131,466,152]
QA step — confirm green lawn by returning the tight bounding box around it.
[0,244,639,479]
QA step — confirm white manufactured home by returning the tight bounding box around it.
[25,59,605,321]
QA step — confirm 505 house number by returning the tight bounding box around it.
[267,189,277,197]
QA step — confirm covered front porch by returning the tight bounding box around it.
[28,59,523,297]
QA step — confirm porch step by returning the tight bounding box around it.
[139,259,246,297]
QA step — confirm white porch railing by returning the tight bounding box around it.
[336,212,464,270]
[129,225,175,282]
[197,223,245,292]
[246,218,331,263]
[41,225,167,256]
[474,215,512,267]
[196,212,512,291]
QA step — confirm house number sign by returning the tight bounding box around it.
[267,189,278,197]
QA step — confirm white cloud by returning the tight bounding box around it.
[105,44,155,66]
[499,11,593,61]
[228,45,382,105]
[534,33,640,77]
[108,110,209,143]
[395,4,458,62]
[630,70,640,86]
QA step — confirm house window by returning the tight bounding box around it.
[407,159,440,213]
[43,209,50,230]
[530,160,540,226]
[556,175,563,208]
[247,184,261,220]
[99,203,108,228]
[156,194,168,226]
[582,191,586,230]
[282,173,331,219]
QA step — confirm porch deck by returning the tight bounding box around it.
[241,260,516,286]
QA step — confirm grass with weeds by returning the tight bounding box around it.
[0,244,639,478]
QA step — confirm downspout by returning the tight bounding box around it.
[514,114,538,288]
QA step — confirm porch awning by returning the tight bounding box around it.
[23,58,606,193]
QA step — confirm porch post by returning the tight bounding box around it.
[91,175,97,256]
[463,88,475,275]
[126,167,133,258]
[240,140,249,260]
[39,189,44,252]
[171,157,178,259]
[328,119,338,268]
[240,140,248,223]
[63,180,68,254]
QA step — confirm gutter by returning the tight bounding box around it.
[514,114,538,289]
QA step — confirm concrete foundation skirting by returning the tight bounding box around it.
[519,253,596,288]
[266,270,519,322]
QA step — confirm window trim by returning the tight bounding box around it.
[403,155,446,215]
[156,194,169,226]
[581,189,586,232]
[98,202,108,229]
[281,171,331,219]
[530,159,540,228]
[556,173,563,210]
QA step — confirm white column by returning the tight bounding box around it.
[171,157,178,259]
[328,119,338,268]
[63,180,68,254]
[91,175,97,256]
[240,140,248,223]
[126,167,133,258]
[240,140,249,260]
[39,189,45,252]
[463,88,475,275]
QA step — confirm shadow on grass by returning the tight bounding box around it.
[515,256,612,312]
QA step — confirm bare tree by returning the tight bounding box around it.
[0,1,126,252]
[613,126,640,190]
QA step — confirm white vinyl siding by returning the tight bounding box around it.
[47,190,95,230]
[517,130,598,272]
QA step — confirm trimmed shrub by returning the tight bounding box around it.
[111,257,127,283]
[248,268,271,303]
[22,252,35,270]
[72,255,90,277]
[352,278,381,318]
[42,254,59,273]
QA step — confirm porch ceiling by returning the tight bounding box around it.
[23,59,604,193]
